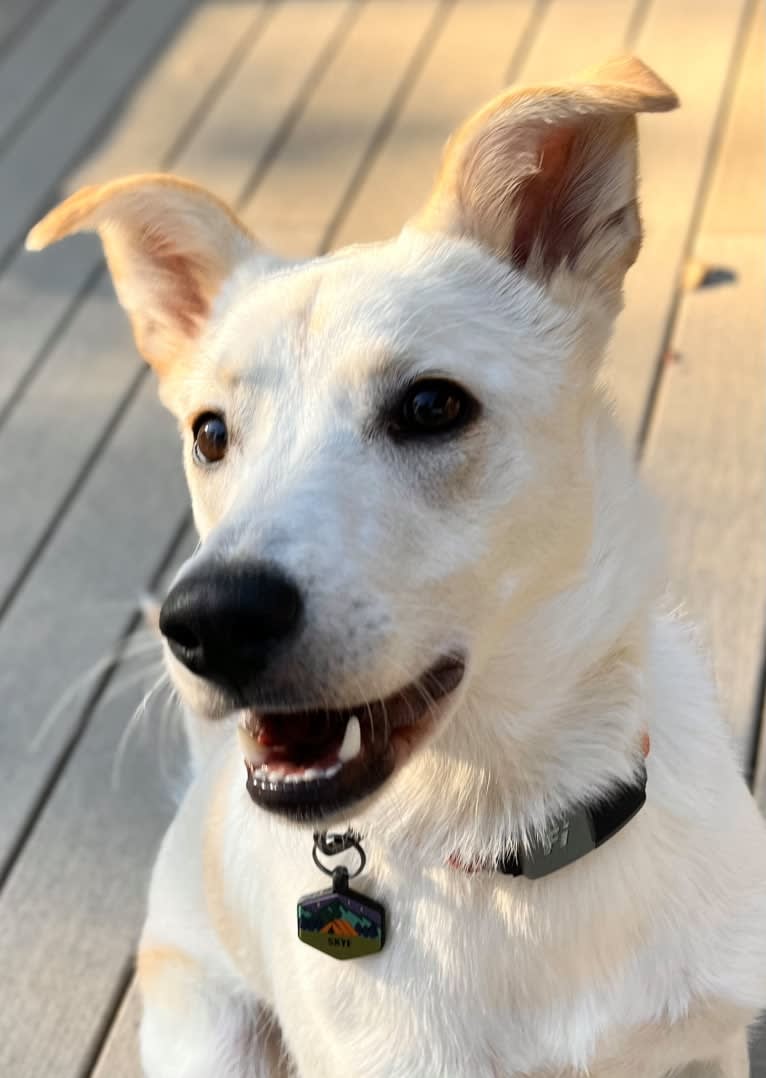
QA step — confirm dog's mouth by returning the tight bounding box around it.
[238,655,465,819]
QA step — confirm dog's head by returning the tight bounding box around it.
[29,58,676,824]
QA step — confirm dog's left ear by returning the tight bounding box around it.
[414,56,678,298]
[26,174,263,376]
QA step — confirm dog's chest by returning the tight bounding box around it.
[257,860,665,1077]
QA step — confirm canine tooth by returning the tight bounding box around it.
[338,716,361,763]
[237,724,269,766]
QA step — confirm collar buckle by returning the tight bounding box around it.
[515,809,597,879]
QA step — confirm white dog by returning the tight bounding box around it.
[28,56,766,1077]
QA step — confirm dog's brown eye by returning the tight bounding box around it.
[192,413,228,465]
[392,379,475,439]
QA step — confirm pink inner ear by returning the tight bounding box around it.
[510,123,582,271]
[143,231,208,337]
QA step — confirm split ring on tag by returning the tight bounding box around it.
[311,830,366,878]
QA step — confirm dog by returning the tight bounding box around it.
[28,56,766,1077]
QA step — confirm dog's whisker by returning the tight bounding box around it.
[111,671,172,791]
[30,640,159,752]
[81,597,160,615]
[156,686,185,789]
[365,698,378,744]
[100,660,166,710]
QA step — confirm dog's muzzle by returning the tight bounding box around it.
[159,560,466,819]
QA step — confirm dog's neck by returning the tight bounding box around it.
[359,407,662,870]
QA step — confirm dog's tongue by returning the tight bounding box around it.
[254,710,338,748]
[239,709,365,774]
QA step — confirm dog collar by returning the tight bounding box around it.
[450,733,650,881]
[493,767,647,879]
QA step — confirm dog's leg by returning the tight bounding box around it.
[138,943,289,1078]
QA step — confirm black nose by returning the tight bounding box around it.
[159,563,303,693]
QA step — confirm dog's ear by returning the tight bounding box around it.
[414,56,678,297]
[26,174,261,375]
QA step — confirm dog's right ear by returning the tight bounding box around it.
[413,56,678,301]
[26,174,263,377]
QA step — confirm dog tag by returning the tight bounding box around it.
[298,865,386,961]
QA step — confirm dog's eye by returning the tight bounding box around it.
[192,413,228,465]
[391,379,475,439]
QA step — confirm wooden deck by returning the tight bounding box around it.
[0,0,763,1073]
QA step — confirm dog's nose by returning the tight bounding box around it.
[159,564,303,692]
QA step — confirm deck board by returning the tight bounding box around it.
[517,0,637,83]
[0,0,54,58]
[643,236,764,762]
[0,378,186,879]
[0,529,196,1077]
[703,0,765,237]
[175,0,356,205]
[243,0,443,256]
[92,985,143,1078]
[731,0,766,814]
[0,277,148,612]
[636,9,766,1063]
[642,0,764,765]
[604,0,751,443]
[0,0,267,418]
[0,0,121,152]
[0,0,192,267]
[331,0,538,248]
[0,0,761,1072]
[0,618,178,1077]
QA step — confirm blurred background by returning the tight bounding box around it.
[0,0,762,1074]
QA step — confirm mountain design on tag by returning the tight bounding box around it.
[299,898,379,938]
[297,886,385,960]
[320,918,358,937]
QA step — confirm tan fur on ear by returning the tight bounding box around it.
[27,174,255,374]
[415,56,679,297]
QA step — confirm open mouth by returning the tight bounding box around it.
[238,655,465,819]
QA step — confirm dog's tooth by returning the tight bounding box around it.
[236,709,257,734]
[338,716,361,763]
[237,724,269,766]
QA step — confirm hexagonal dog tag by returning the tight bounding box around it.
[297,867,385,961]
